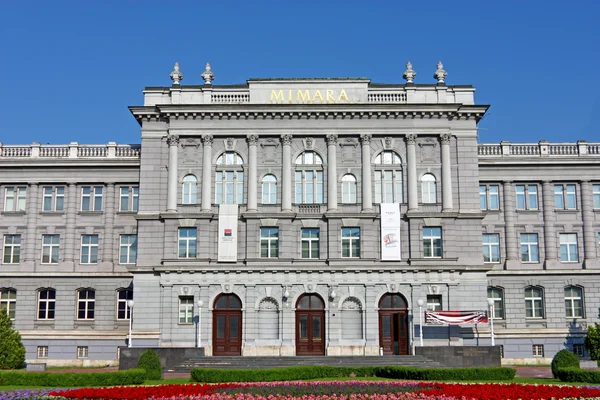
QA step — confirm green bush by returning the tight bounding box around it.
[137,349,162,380]
[0,307,26,369]
[585,322,600,362]
[190,365,515,383]
[551,349,580,378]
[0,368,146,387]
[556,367,600,383]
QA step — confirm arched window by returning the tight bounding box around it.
[215,152,244,204]
[374,151,403,203]
[341,174,357,204]
[258,297,279,339]
[341,296,363,339]
[182,175,198,204]
[77,289,95,320]
[421,173,437,203]
[117,288,133,320]
[214,293,242,309]
[262,175,277,204]
[379,293,407,309]
[487,287,504,319]
[295,151,324,204]
[564,286,583,318]
[0,288,16,319]
[38,289,56,320]
[525,286,544,318]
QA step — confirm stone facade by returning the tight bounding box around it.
[1,74,599,365]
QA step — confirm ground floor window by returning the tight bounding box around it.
[532,344,544,357]
[77,346,88,359]
[37,346,48,359]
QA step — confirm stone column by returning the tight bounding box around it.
[103,183,115,264]
[542,181,557,263]
[360,135,373,212]
[64,183,77,263]
[281,134,293,212]
[166,135,179,213]
[581,180,597,266]
[247,135,258,212]
[503,181,518,265]
[201,135,213,212]
[327,134,338,211]
[406,134,418,211]
[24,183,39,263]
[440,134,453,211]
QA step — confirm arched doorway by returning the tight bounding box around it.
[295,293,325,356]
[378,293,409,355]
[212,293,242,356]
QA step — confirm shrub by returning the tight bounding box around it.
[374,366,515,381]
[556,367,600,383]
[0,368,145,387]
[0,307,26,369]
[551,349,580,378]
[585,322,600,362]
[137,349,162,380]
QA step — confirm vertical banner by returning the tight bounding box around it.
[380,203,401,260]
[218,204,238,262]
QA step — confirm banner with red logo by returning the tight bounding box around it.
[218,204,238,262]
[424,310,488,325]
[380,203,401,260]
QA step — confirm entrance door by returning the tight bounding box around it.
[378,293,409,355]
[295,294,325,355]
[212,294,242,356]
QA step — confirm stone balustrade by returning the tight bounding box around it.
[478,141,599,157]
[0,142,141,159]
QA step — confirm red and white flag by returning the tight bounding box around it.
[425,310,488,325]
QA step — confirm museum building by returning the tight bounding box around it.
[1,62,599,365]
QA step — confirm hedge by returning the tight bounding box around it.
[190,365,516,383]
[556,367,600,383]
[0,368,146,387]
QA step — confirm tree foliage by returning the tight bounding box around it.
[137,349,162,380]
[585,322,600,361]
[0,307,26,369]
[551,349,580,378]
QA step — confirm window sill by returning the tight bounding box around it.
[178,323,194,326]
[1,211,26,215]
[515,209,540,213]
[39,211,65,215]
[117,211,138,214]
[560,261,579,264]
[484,261,501,264]
[555,209,578,213]
[78,211,103,215]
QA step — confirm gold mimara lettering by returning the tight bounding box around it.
[326,90,335,102]
[338,89,349,102]
[270,89,352,103]
[312,90,324,102]
[297,90,311,103]
[270,90,285,103]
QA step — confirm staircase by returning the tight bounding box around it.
[169,355,444,372]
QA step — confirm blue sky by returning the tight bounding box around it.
[1,1,598,145]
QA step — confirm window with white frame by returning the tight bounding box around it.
[119,235,137,264]
[77,346,88,359]
[426,295,442,311]
[4,186,27,212]
[573,343,585,357]
[479,184,500,210]
[301,228,320,259]
[216,152,244,204]
[487,287,505,319]
[482,233,500,263]
[423,227,442,258]
[80,235,99,264]
[42,186,65,211]
[41,235,60,264]
[374,151,403,204]
[77,289,95,320]
[0,289,16,319]
[341,174,357,204]
[38,289,56,320]
[179,296,194,324]
[295,151,324,204]
[37,346,48,359]
[520,233,539,263]
[564,286,584,318]
[525,286,544,318]
[555,184,577,210]
[261,175,277,204]
[3,234,21,264]
[117,289,133,320]
[260,227,279,258]
[182,175,198,204]
[81,186,103,211]
[421,174,437,204]
[178,228,197,258]
[341,227,360,258]
[560,233,578,262]
[594,184,600,209]
[515,184,538,210]
[532,345,544,357]
[119,186,139,212]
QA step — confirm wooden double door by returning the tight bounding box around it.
[295,294,325,356]
[212,294,242,356]
[378,293,409,355]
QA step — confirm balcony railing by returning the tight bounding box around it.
[478,141,600,157]
[0,142,141,159]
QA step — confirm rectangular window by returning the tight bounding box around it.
[487,288,505,319]
[4,186,27,212]
[479,185,499,210]
[426,295,442,311]
[77,346,88,359]
[80,235,99,264]
[565,286,583,318]
[260,227,279,258]
[301,228,320,259]
[38,290,56,320]
[375,170,402,203]
[37,346,48,359]
[341,227,360,258]
[119,235,137,264]
[560,233,578,262]
[555,184,577,210]
[81,186,103,211]
[482,233,500,263]
[520,233,539,263]
[532,344,544,357]
[117,289,133,320]
[42,235,60,264]
[423,227,442,258]
[295,170,324,204]
[499,345,504,358]
[42,186,65,212]
[215,171,244,204]
[525,287,544,318]
[0,289,17,319]
[515,184,538,210]
[179,296,194,324]
[573,343,585,358]
[178,228,197,258]
[3,234,21,264]
[119,186,139,212]
[77,290,95,320]
[593,184,600,209]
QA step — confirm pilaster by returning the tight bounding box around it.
[440,134,453,211]
[503,181,518,268]
[102,183,115,265]
[201,135,213,212]
[24,183,39,264]
[247,135,258,212]
[327,134,338,211]
[166,135,179,213]
[63,183,77,264]
[542,181,557,266]
[581,180,599,268]
[360,135,373,212]
[406,134,418,211]
[281,135,293,212]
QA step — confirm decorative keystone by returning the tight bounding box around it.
[403,61,417,83]
[170,62,183,85]
[434,61,447,84]
[201,62,215,85]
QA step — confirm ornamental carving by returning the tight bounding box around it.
[405,134,417,145]
[259,297,279,310]
[305,137,314,150]
[360,134,372,144]
[247,134,259,146]
[202,135,213,146]
[342,296,362,311]
[326,134,338,146]
[383,137,393,149]
[281,134,293,146]
[225,138,235,150]
[419,138,437,162]
[170,62,183,85]
[440,134,451,145]
[434,61,448,84]
[167,135,180,146]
